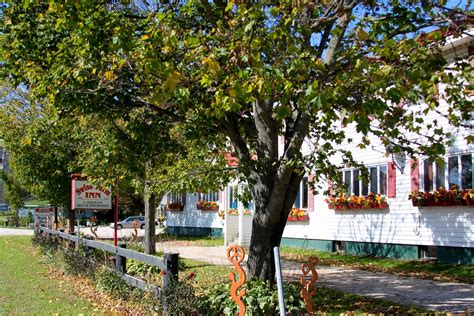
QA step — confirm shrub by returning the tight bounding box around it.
[96,267,129,300]
[197,279,306,315]
[58,245,98,280]
[160,280,199,315]
[127,259,161,278]
[32,231,61,255]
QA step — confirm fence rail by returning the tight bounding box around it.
[38,226,179,299]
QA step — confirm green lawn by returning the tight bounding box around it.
[0,236,95,314]
[280,247,474,284]
[159,233,225,247]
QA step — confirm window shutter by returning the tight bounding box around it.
[308,175,314,212]
[410,159,419,192]
[387,162,396,198]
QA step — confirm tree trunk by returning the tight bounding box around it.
[246,216,287,281]
[247,172,302,282]
[67,206,75,233]
[144,180,156,255]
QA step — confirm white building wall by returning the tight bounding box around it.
[283,158,474,248]
[164,193,224,229]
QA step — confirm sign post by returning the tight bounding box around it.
[114,180,119,247]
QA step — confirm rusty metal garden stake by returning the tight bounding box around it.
[131,220,139,242]
[300,257,320,314]
[90,216,98,239]
[227,245,246,316]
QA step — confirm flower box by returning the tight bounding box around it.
[287,208,309,222]
[409,188,474,208]
[288,214,309,222]
[197,200,219,211]
[165,202,184,211]
[326,193,388,211]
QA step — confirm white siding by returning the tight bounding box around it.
[284,132,474,248]
[225,215,239,245]
[164,193,224,229]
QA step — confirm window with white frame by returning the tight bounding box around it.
[342,165,387,196]
[228,184,238,209]
[294,177,309,209]
[168,193,186,204]
[199,190,218,202]
[421,153,473,191]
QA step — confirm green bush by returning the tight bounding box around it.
[58,245,98,280]
[160,280,198,315]
[96,267,129,300]
[197,279,305,315]
[32,231,61,255]
[127,259,161,278]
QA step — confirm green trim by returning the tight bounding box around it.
[282,237,474,263]
[343,241,418,260]
[437,246,474,264]
[281,238,333,252]
[166,226,223,237]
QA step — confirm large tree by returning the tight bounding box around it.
[1,1,472,280]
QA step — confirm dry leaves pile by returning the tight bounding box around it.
[47,267,149,315]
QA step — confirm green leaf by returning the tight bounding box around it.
[275,105,292,120]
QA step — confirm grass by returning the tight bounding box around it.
[159,233,225,247]
[0,236,95,314]
[280,246,474,284]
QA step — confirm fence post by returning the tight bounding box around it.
[163,252,179,287]
[115,243,127,273]
[162,252,179,315]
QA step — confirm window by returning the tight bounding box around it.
[228,185,238,209]
[422,154,473,191]
[168,193,186,205]
[199,190,218,202]
[294,177,309,209]
[342,165,387,196]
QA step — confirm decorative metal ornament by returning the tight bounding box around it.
[300,257,320,314]
[227,245,247,316]
[90,216,98,239]
[131,220,140,242]
[65,219,71,234]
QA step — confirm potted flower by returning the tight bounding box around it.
[197,200,219,211]
[218,210,225,219]
[227,209,238,215]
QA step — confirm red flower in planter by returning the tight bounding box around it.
[288,208,309,222]
[409,187,473,207]
[197,200,219,211]
[326,194,388,210]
